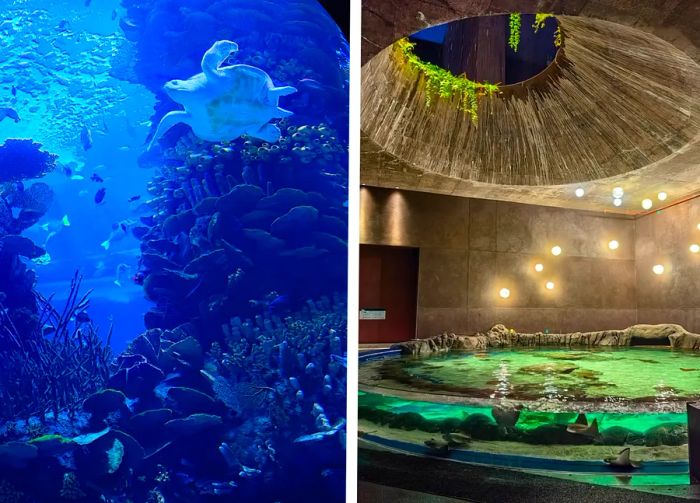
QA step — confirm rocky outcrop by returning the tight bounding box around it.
[393,324,700,356]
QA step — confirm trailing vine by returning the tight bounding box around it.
[554,25,563,47]
[508,13,521,52]
[533,13,563,47]
[393,37,499,123]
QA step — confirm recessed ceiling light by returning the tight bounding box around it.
[642,199,653,210]
[575,188,585,198]
[613,198,623,207]
[690,244,700,254]
[545,281,555,290]
[658,192,667,201]
[534,263,544,272]
[612,187,624,199]
[608,240,619,250]
[652,264,665,275]
[551,246,562,256]
[499,288,511,299]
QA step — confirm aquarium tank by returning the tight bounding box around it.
[0,0,348,501]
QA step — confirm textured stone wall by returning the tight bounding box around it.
[636,197,700,332]
[360,187,638,338]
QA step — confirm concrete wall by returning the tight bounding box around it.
[636,197,700,332]
[360,187,640,338]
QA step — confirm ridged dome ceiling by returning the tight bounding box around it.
[361,1,700,214]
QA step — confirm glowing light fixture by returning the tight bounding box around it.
[551,245,562,256]
[658,192,668,201]
[613,198,623,207]
[612,187,624,199]
[697,223,700,231]
[575,188,585,198]
[642,198,653,210]
[608,240,619,250]
[499,288,511,299]
[545,281,555,290]
[690,244,700,254]
[652,264,665,275]
[534,263,544,272]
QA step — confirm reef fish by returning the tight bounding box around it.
[0,107,20,123]
[80,126,93,150]
[94,187,106,204]
[91,173,104,183]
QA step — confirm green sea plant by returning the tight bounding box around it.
[508,13,521,52]
[393,38,499,123]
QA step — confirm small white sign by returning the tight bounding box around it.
[359,309,386,320]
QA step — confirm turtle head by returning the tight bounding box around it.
[163,79,189,103]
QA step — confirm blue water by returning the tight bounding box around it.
[0,0,347,501]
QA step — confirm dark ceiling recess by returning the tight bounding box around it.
[409,14,558,85]
[319,0,350,41]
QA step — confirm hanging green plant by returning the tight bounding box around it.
[508,13,521,52]
[554,25,563,47]
[532,13,554,33]
[393,37,499,123]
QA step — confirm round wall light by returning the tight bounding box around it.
[499,288,511,299]
[575,188,585,198]
[545,281,555,290]
[642,199,653,210]
[652,264,665,275]
[608,240,619,250]
[551,246,562,256]
[613,198,623,207]
[612,187,624,199]
[658,192,668,201]
[690,244,700,254]
[534,263,544,272]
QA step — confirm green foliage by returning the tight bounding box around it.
[508,13,521,52]
[393,38,499,123]
[532,13,554,33]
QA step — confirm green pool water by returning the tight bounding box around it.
[359,347,700,412]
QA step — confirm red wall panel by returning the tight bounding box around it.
[359,244,419,343]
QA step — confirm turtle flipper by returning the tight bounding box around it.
[148,111,193,151]
[202,40,239,78]
[250,123,281,143]
[269,86,297,98]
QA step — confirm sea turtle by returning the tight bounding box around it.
[148,40,296,150]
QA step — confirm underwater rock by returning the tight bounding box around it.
[257,187,308,212]
[270,205,318,239]
[0,441,38,468]
[523,424,593,445]
[520,362,578,374]
[216,184,265,216]
[159,335,203,371]
[0,139,57,182]
[162,210,196,239]
[184,248,227,274]
[461,413,500,440]
[143,269,198,302]
[0,235,45,259]
[645,423,688,446]
[599,426,643,446]
[166,387,217,415]
[165,413,223,437]
[388,412,435,432]
[83,388,129,425]
[128,408,173,436]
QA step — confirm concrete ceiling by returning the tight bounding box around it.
[361,1,700,215]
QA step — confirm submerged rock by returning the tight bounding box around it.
[645,423,687,446]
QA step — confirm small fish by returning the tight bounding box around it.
[114,263,130,287]
[0,107,20,123]
[11,85,16,96]
[442,432,471,448]
[63,166,72,177]
[101,219,133,249]
[75,311,91,323]
[111,9,117,21]
[94,187,106,204]
[57,19,70,32]
[127,195,141,202]
[91,173,104,183]
[80,126,93,150]
[84,0,92,6]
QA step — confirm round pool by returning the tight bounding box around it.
[359,347,693,481]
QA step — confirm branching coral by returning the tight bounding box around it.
[508,13,521,52]
[0,272,112,422]
[393,38,499,123]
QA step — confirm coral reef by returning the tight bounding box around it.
[0,139,57,183]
